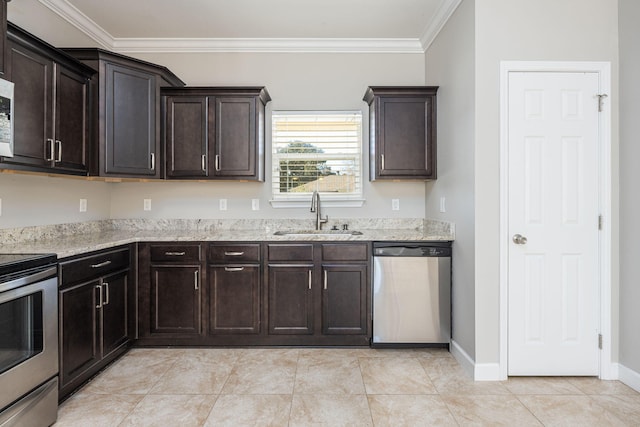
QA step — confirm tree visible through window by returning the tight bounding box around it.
[272,112,362,200]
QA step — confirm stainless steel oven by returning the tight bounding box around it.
[0,254,58,427]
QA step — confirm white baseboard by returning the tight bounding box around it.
[450,340,503,381]
[474,362,502,381]
[619,364,640,393]
[450,340,474,378]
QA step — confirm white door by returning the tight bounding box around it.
[507,71,600,376]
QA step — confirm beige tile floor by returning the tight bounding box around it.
[54,347,640,426]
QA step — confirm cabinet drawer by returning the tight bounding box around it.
[60,247,129,286]
[322,243,369,261]
[209,244,260,263]
[150,244,201,263]
[267,244,314,262]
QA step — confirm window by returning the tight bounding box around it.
[271,111,363,206]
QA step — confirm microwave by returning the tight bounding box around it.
[0,78,14,158]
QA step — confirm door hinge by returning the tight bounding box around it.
[598,333,603,350]
[598,215,603,230]
[596,94,608,112]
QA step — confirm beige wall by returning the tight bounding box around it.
[618,0,640,374]
[0,174,112,228]
[474,0,619,364]
[424,0,476,359]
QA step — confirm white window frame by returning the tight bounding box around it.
[269,110,365,208]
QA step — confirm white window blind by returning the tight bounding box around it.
[271,111,363,203]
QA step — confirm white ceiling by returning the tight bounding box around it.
[8,0,462,53]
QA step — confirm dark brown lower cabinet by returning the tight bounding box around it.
[59,280,101,392]
[208,264,260,334]
[58,246,133,400]
[150,265,201,335]
[267,265,314,335]
[321,264,368,335]
[135,241,370,347]
[101,271,129,355]
[265,242,371,345]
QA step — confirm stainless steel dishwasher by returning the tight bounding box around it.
[372,242,451,346]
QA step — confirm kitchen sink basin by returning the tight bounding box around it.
[273,229,363,236]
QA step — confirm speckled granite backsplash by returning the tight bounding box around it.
[0,218,454,246]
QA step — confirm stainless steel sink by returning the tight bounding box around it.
[273,229,363,236]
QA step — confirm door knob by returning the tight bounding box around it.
[512,234,528,245]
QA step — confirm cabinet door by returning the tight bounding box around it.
[165,96,208,177]
[54,64,89,173]
[101,270,128,357]
[150,265,200,335]
[105,62,158,176]
[4,40,53,169]
[0,0,7,76]
[321,264,368,335]
[267,265,314,335]
[59,280,101,389]
[208,264,260,334]
[376,96,434,179]
[211,97,257,178]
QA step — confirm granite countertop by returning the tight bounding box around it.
[0,218,454,258]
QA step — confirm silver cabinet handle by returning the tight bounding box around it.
[202,154,207,171]
[46,138,55,161]
[224,251,245,256]
[103,282,110,305]
[224,267,245,272]
[165,251,186,256]
[323,270,328,290]
[512,234,528,245]
[91,260,112,268]
[194,270,199,290]
[95,284,103,309]
[55,140,62,162]
[215,154,220,171]
[308,270,312,290]
[150,152,155,170]
[381,153,385,170]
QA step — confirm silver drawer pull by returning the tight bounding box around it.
[103,282,110,305]
[91,260,112,268]
[95,285,103,308]
[224,267,245,272]
[194,270,199,290]
[165,251,186,256]
[308,270,312,290]
[45,138,54,161]
[224,251,245,256]
[324,270,327,290]
[55,140,62,162]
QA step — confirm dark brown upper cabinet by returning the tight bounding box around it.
[0,24,93,175]
[63,48,184,178]
[162,87,271,181]
[363,86,438,180]
[0,0,8,75]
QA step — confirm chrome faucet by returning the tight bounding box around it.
[310,191,328,230]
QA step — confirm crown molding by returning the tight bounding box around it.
[420,0,463,51]
[113,38,424,54]
[38,0,113,49]
[38,0,430,54]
